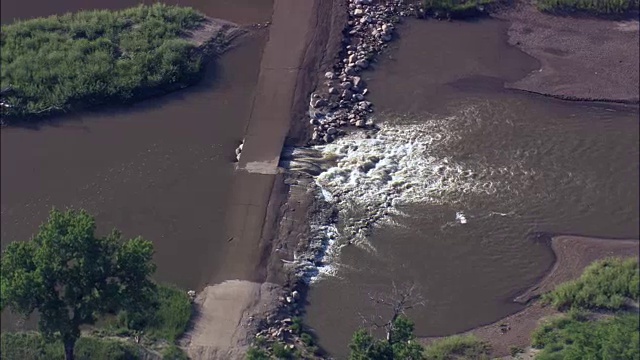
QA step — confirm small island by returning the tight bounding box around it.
[0,4,233,124]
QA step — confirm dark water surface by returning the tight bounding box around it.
[1,0,272,24]
[1,0,272,330]
[305,19,639,358]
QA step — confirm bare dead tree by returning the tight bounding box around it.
[358,281,426,343]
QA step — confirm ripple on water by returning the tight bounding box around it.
[306,110,530,282]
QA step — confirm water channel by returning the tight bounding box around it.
[1,0,273,330]
[304,19,639,358]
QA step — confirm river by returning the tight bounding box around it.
[1,2,638,356]
[1,0,272,330]
[304,18,639,358]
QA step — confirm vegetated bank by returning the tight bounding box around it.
[323,257,639,360]
[536,0,638,15]
[247,257,639,358]
[0,209,194,360]
[531,257,639,360]
[0,4,236,125]
[418,0,497,19]
[418,0,639,18]
[1,283,192,360]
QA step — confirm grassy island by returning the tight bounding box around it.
[0,4,221,123]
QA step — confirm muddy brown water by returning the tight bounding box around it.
[1,0,272,331]
[305,19,639,358]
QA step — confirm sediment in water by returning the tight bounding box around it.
[251,0,422,354]
[253,0,640,358]
[420,235,639,358]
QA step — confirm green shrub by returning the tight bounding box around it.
[423,335,491,360]
[421,0,495,17]
[537,0,638,14]
[0,332,63,360]
[542,257,639,311]
[349,316,425,360]
[0,332,143,360]
[301,332,314,347]
[290,317,303,335]
[75,337,141,360]
[146,284,193,342]
[532,313,639,360]
[253,335,267,347]
[0,4,208,122]
[162,345,189,360]
[246,346,270,360]
[117,284,193,343]
[272,341,292,359]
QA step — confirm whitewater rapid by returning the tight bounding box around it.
[294,109,533,282]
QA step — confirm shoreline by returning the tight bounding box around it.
[514,235,640,304]
[0,0,636,358]
[0,0,633,356]
[231,0,640,358]
[420,235,639,358]
[245,1,639,359]
[498,2,639,103]
[0,15,245,128]
[182,0,342,358]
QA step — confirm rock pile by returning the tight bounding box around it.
[251,1,421,357]
[187,290,196,302]
[251,289,319,356]
[308,0,416,144]
[234,139,244,162]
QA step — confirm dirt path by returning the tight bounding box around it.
[181,280,280,360]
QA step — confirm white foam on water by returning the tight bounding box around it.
[455,211,468,224]
[295,223,342,283]
[304,115,504,282]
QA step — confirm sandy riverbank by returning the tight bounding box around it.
[420,235,639,358]
[498,2,639,103]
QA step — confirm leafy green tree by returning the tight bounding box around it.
[349,329,393,360]
[1,209,156,360]
[390,317,424,360]
[349,317,425,360]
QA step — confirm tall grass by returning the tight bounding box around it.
[1,284,191,359]
[0,332,144,360]
[532,312,640,360]
[537,0,639,14]
[0,4,207,122]
[423,335,491,360]
[421,0,495,17]
[116,284,193,343]
[542,257,639,311]
[145,284,193,342]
